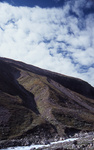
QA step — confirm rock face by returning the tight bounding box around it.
[0,57,94,141]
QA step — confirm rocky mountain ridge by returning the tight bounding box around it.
[0,57,94,147]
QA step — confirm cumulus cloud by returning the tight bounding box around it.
[0,1,94,86]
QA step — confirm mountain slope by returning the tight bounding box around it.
[0,57,94,141]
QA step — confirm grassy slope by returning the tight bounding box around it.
[17,68,94,135]
[0,58,94,140]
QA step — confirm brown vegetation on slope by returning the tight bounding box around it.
[0,57,94,141]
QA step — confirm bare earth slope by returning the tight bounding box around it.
[0,57,94,142]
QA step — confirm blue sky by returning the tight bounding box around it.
[0,0,94,86]
[0,0,66,7]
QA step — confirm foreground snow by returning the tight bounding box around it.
[51,137,78,144]
[2,138,78,150]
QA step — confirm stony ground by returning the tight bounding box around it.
[35,132,94,150]
[1,132,94,150]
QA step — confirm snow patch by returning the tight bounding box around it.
[1,138,78,150]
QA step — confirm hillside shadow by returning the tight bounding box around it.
[0,60,39,114]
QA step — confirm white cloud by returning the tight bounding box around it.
[0,1,94,86]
